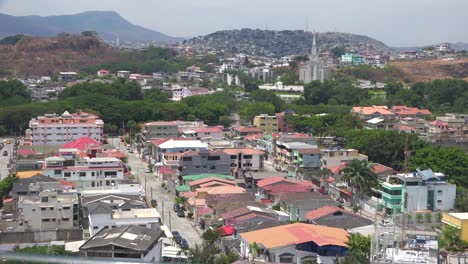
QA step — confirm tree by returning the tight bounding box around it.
[416,214,423,223]
[455,187,468,211]
[0,174,17,206]
[249,242,260,259]
[174,196,188,206]
[202,229,221,245]
[331,46,346,58]
[251,90,284,112]
[14,245,70,256]
[239,101,275,122]
[425,213,432,223]
[345,233,371,264]
[440,225,467,252]
[185,242,219,264]
[341,160,378,208]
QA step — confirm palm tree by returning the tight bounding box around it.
[185,242,219,264]
[341,159,378,208]
[249,242,260,260]
[346,233,371,264]
[174,196,188,205]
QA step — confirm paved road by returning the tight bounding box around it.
[109,138,203,247]
[0,138,14,180]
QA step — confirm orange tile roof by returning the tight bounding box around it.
[16,170,44,179]
[352,106,394,115]
[199,182,233,188]
[305,205,345,221]
[257,176,312,188]
[196,186,246,195]
[223,148,265,155]
[234,126,264,133]
[240,223,349,249]
[189,177,235,187]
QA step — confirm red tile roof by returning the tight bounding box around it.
[371,163,394,174]
[244,134,264,141]
[234,126,264,133]
[297,148,321,155]
[394,124,417,132]
[62,137,100,150]
[18,149,36,155]
[257,176,313,188]
[193,127,223,133]
[196,207,214,216]
[266,184,312,195]
[305,205,345,221]
[352,106,394,115]
[148,138,171,146]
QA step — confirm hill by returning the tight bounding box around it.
[0,11,180,43]
[389,58,468,83]
[187,29,392,57]
[0,34,125,76]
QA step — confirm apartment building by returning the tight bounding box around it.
[142,120,205,140]
[253,114,279,134]
[224,148,265,172]
[321,147,368,168]
[27,110,104,146]
[178,149,231,176]
[18,190,79,231]
[380,169,456,214]
[42,156,125,190]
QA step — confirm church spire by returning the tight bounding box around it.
[310,32,318,61]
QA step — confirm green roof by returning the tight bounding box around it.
[263,134,272,140]
[182,173,232,182]
[176,185,190,192]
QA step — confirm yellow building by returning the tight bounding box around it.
[253,114,278,134]
[442,212,468,241]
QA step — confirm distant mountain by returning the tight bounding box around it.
[0,11,181,43]
[187,29,393,57]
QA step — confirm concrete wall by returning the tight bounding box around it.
[0,229,82,244]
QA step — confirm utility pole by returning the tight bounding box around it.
[151,186,153,201]
[401,135,409,248]
[169,211,172,230]
[162,200,164,224]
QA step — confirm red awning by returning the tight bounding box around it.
[217,225,235,236]
[340,189,352,196]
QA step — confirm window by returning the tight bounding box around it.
[243,155,252,159]
[230,155,237,159]
[93,226,99,230]
[210,165,216,170]
[208,156,220,161]
[41,208,46,211]
[437,200,442,203]
[79,172,86,177]
[63,207,70,210]
[195,166,200,168]
[50,207,54,211]
[104,171,117,176]
[182,157,192,162]
[32,209,36,212]
[64,172,71,177]
[54,169,61,175]
[62,218,69,221]
[41,197,48,203]
[42,219,50,222]
[91,172,95,177]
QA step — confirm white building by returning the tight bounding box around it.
[117,71,130,78]
[88,207,161,237]
[28,110,104,146]
[170,85,192,101]
[43,156,125,190]
[18,190,79,231]
[259,81,304,93]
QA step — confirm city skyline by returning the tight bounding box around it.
[0,0,467,46]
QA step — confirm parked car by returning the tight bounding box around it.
[2,150,7,156]
[177,209,185,218]
[144,168,152,173]
[172,231,182,244]
[179,238,189,250]
[173,203,180,212]
[5,140,11,144]
[129,148,134,153]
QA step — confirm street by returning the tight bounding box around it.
[109,137,203,247]
[0,138,14,180]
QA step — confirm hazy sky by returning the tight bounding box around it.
[1,0,467,46]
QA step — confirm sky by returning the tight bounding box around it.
[0,0,467,46]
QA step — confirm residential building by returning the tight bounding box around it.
[10,174,63,219]
[253,114,279,134]
[28,110,104,146]
[391,106,431,119]
[249,67,275,83]
[397,117,427,134]
[42,156,125,190]
[117,71,130,78]
[152,139,209,171]
[305,205,372,230]
[143,120,205,140]
[351,106,396,121]
[221,205,289,227]
[177,149,231,176]
[380,169,456,214]
[276,110,296,133]
[277,192,336,221]
[143,122,179,140]
[81,194,152,237]
[442,213,468,242]
[223,148,265,172]
[179,126,224,140]
[292,148,322,178]
[79,225,163,262]
[97,69,110,77]
[58,72,77,82]
[170,85,192,101]
[240,223,348,264]
[234,126,264,138]
[258,82,304,93]
[274,140,318,171]
[321,148,368,168]
[18,190,79,231]
[299,33,330,82]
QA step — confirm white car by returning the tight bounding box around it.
[144,168,152,173]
